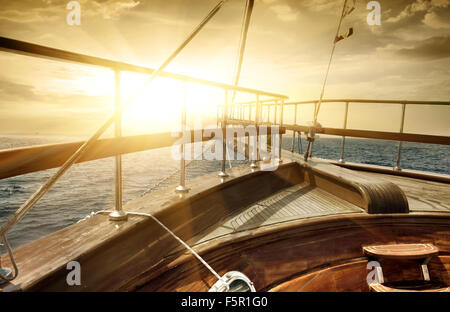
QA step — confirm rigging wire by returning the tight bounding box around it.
[305,0,355,161]
[231,0,255,104]
[314,0,349,124]
[298,131,303,154]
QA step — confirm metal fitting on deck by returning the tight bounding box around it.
[303,122,322,162]
[306,126,316,142]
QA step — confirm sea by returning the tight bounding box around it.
[0,134,448,249]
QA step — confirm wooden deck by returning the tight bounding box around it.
[0,152,449,291]
[197,183,364,244]
[195,155,449,246]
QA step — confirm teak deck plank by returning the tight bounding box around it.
[197,183,363,243]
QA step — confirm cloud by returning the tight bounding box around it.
[269,4,299,21]
[88,0,140,19]
[0,0,140,23]
[378,35,450,60]
[386,0,450,23]
[423,10,450,28]
[0,75,111,112]
[0,78,41,103]
[256,0,299,21]
[300,0,340,12]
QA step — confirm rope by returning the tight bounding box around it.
[78,209,223,283]
[0,234,18,282]
[127,211,222,281]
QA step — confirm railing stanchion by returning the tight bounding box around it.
[339,101,349,163]
[394,103,406,171]
[216,101,220,127]
[176,82,189,193]
[239,102,242,121]
[219,89,229,177]
[278,98,284,162]
[110,70,127,221]
[291,103,297,153]
[250,94,260,168]
[274,102,278,124]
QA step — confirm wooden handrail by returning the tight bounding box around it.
[0,126,286,180]
[234,99,450,107]
[286,125,450,145]
[227,119,450,145]
[284,99,450,106]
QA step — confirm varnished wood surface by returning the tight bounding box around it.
[355,171,450,213]
[268,260,370,292]
[137,215,450,292]
[0,126,285,180]
[363,243,439,260]
[0,155,448,291]
[227,119,450,145]
[288,125,450,145]
[286,152,449,213]
[332,161,450,184]
[0,132,209,180]
[196,183,363,243]
[268,256,450,292]
[285,154,409,214]
[370,282,449,292]
[285,98,450,106]
[0,160,300,291]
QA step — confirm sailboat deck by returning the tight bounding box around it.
[194,161,449,244]
[1,156,449,291]
[198,183,364,242]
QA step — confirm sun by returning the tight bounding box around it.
[119,72,182,134]
[77,69,229,135]
[119,71,224,135]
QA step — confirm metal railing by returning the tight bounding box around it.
[0,1,287,281]
[0,37,286,224]
[229,98,450,170]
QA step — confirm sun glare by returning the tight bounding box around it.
[118,72,224,135]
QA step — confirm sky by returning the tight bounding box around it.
[0,0,449,136]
